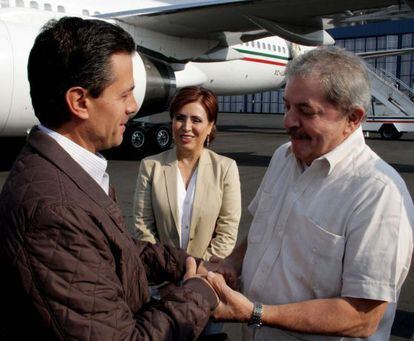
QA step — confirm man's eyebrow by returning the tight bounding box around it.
[282,97,312,108]
[123,85,135,94]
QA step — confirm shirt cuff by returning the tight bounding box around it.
[342,280,396,303]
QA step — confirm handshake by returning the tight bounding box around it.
[181,255,254,323]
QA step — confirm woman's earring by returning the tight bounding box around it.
[206,134,210,147]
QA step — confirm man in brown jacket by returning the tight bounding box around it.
[0,17,218,340]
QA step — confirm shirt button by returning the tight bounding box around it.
[185,225,189,229]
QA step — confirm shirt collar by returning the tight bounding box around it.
[321,126,365,175]
[285,126,366,176]
[38,125,109,192]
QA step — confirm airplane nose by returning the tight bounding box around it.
[0,19,13,134]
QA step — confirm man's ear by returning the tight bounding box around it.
[347,106,365,131]
[65,87,89,120]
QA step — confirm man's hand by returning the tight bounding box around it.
[184,256,199,281]
[198,240,247,289]
[198,256,240,289]
[160,257,208,298]
[207,271,254,322]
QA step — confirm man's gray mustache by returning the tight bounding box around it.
[286,129,310,139]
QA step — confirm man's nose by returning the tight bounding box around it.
[283,109,299,129]
[127,95,139,116]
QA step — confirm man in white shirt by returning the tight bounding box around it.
[0,17,219,340]
[203,46,414,340]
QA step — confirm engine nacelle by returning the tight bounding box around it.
[0,19,39,136]
[0,16,176,136]
[134,54,176,117]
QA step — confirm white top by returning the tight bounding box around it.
[38,125,110,194]
[177,166,198,249]
[241,127,414,341]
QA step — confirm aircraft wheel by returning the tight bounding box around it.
[126,126,146,152]
[152,125,172,150]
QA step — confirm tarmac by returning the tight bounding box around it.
[0,112,413,340]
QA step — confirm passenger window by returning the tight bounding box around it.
[82,9,89,16]
[262,42,266,49]
[267,44,271,50]
[15,0,24,7]
[29,0,38,8]
[273,45,276,51]
[43,2,51,10]
[57,4,64,12]
[283,47,286,53]
[1,0,10,8]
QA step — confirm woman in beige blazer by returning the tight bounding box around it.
[133,86,241,260]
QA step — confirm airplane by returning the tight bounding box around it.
[0,0,413,153]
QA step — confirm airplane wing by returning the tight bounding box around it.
[97,0,414,46]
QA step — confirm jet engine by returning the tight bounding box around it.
[134,53,176,117]
[0,19,37,136]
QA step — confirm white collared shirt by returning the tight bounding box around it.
[241,127,414,341]
[177,166,198,250]
[38,125,110,194]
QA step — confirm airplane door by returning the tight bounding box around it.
[0,19,13,135]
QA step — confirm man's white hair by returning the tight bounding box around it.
[286,46,371,116]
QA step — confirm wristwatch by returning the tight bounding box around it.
[248,302,263,328]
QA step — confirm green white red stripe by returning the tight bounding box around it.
[235,48,291,66]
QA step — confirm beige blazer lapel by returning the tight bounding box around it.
[190,149,212,240]
[163,149,180,234]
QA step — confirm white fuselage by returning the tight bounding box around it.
[0,0,312,136]
[190,37,290,94]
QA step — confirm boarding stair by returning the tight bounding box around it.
[366,63,414,116]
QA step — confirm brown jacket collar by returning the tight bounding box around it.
[27,127,122,221]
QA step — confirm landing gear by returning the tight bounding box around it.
[379,124,403,140]
[123,121,172,156]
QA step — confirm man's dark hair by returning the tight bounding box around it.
[28,17,136,128]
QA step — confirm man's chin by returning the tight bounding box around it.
[101,138,123,152]
[291,145,309,162]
